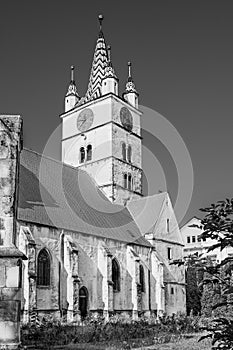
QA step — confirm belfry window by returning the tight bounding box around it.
[127,145,132,163]
[37,249,50,286]
[122,142,126,161]
[86,145,92,161]
[80,147,85,163]
[112,258,120,292]
[128,174,132,190]
[167,247,172,260]
[123,174,127,188]
[139,265,145,292]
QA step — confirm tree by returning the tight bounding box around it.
[195,199,233,349]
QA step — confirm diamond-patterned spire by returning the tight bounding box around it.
[77,15,109,106]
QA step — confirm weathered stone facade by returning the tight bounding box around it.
[16,222,164,322]
[0,115,26,348]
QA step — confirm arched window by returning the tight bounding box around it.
[80,147,85,163]
[139,265,145,292]
[112,258,120,292]
[37,249,50,286]
[127,145,132,163]
[79,286,88,319]
[86,144,92,161]
[122,142,126,161]
[128,174,132,190]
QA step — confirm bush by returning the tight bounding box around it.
[21,313,201,348]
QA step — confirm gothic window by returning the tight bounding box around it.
[86,144,92,161]
[80,147,85,163]
[122,142,126,161]
[79,286,88,319]
[139,265,145,292]
[128,174,132,191]
[37,249,50,286]
[127,145,132,163]
[123,173,127,188]
[112,258,120,292]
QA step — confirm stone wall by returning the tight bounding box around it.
[17,221,163,322]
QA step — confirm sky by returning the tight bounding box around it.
[0,0,232,225]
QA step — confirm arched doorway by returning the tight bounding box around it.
[79,286,88,319]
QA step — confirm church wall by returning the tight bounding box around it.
[61,98,112,141]
[112,124,142,168]
[17,221,161,321]
[111,96,141,137]
[62,123,112,168]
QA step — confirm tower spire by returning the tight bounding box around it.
[65,65,80,112]
[123,61,139,108]
[77,14,109,106]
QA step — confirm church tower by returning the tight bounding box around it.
[61,15,142,205]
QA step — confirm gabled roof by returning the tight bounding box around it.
[17,149,151,248]
[127,192,184,246]
[127,192,167,235]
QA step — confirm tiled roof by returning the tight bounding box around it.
[18,149,151,247]
[77,31,108,106]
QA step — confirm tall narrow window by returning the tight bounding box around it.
[167,219,170,233]
[167,247,172,260]
[37,249,50,286]
[127,145,132,163]
[128,174,132,190]
[112,258,120,292]
[86,145,92,161]
[123,174,127,188]
[139,265,145,292]
[80,147,85,163]
[122,142,126,161]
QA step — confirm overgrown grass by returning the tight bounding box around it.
[21,314,203,349]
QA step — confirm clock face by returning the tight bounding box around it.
[120,107,133,132]
[77,108,94,132]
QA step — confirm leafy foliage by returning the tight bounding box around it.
[191,199,233,349]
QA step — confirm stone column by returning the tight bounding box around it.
[28,242,37,324]
[72,250,80,323]
[107,253,113,315]
[0,115,26,349]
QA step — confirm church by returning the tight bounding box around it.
[0,15,185,324]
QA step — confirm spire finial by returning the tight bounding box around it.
[98,14,104,32]
[71,65,75,82]
[128,61,132,80]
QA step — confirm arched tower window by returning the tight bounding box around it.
[123,173,127,188]
[80,147,85,163]
[127,145,132,163]
[86,144,92,161]
[139,265,145,292]
[122,142,126,161]
[37,249,50,286]
[128,174,132,191]
[112,258,120,292]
